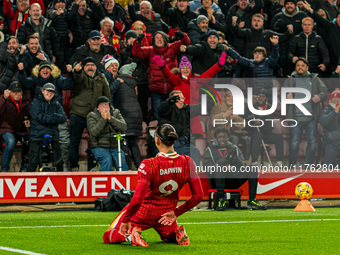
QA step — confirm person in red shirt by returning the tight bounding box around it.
[103,123,203,247]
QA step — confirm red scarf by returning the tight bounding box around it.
[100,30,121,54]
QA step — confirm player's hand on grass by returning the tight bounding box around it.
[119,222,132,237]
[158,210,177,226]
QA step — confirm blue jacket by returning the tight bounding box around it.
[18,64,74,104]
[29,92,67,139]
[227,43,279,93]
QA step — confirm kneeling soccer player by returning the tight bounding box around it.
[103,124,203,246]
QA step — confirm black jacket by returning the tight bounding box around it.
[198,7,226,34]
[18,47,50,77]
[226,0,264,54]
[119,44,149,84]
[163,2,197,32]
[69,42,120,71]
[245,102,274,135]
[17,16,60,60]
[158,98,200,139]
[104,2,126,23]
[67,2,105,48]
[319,104,340,149]
[46,3,69,38]
[108,73,143,136]
[288,31,330,73]
[203,141,246,169]
[270,9,307,38]
[310,11,340,66]
[187,19,208,44]
[232,25,292,59]
[29,92,67,139]
[0,42,17,92]
[186,41,233,77]
[128,4,170,35]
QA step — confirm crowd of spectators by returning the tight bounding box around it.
[1,0,340,173]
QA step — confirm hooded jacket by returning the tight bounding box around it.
[18,64,74,104]
[131,31,191,94]
[29,92,66,139]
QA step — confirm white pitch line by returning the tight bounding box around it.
[0,218,339,230]
[0,246,46,255]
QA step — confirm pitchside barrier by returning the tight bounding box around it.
[0,170,339,203]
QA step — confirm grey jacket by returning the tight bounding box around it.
[86,106,127,149]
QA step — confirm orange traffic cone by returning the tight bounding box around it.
[294,199,315,211]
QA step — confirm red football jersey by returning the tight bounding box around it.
[135,152,199,221]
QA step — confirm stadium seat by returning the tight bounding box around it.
[208,188,243,209]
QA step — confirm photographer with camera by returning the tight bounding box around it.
[203,127,266,210]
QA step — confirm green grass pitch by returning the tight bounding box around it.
[1,208,339,254]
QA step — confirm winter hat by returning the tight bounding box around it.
[39,60,52,72]
[126,30,138,41]
[284,0,296,6]
[179,56,192,70]
[97,96,110,107]
[101,54,119,70]
[197,15,209,25]
[82,57,95,67]
[206,29,219,40]
[53,0,66,5]
[330,89,340,100]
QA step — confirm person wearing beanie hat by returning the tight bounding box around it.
[70,52,111,171]
[102,54,120,71]
[86,94,128,171]
[319,88,340,165]
[205,29,219,49]
[39,60,52,72]
[132,27,191,120]
[96,95,110,107]
[153,52,226,138]
[178,56,192,78]
[196,15,208,25]
[82,57,96,67]
[284,0,296,6]
[187,15,209,44]
[126,30,138,41]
